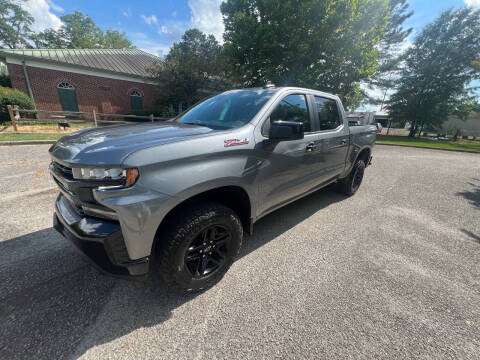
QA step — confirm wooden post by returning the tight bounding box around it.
[150,114,154,122]
[93,109,98,127]
[13,105,20,120]
[7,105,17,132]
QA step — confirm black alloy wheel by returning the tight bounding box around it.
[154,202,243,293]
[351,163,365,192]
[337,159,366,196]
[184,225,231,278]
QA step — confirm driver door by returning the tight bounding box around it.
[255,93,323,217]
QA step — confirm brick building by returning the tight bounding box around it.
[0,49,161,114]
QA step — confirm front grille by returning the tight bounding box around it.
[52,161,73,180]
[50,161,118,221]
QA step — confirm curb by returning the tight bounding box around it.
[0,140,57,146]
[375,143,480,154]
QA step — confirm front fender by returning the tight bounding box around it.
[94,176,256,260]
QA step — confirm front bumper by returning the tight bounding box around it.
[53,193,149,277]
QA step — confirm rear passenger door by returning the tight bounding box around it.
[312,95,349,183]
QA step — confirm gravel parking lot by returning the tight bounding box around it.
[0,144,479,359]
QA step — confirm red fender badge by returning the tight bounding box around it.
[224,138,249,147]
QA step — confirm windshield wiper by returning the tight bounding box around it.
[181,122,212,128]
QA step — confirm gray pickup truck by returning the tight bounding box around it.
[50,86,375,292]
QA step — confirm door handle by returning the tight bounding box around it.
[341,138,347,145]
[306,142,317,152]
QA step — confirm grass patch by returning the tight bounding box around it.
[0,133,64,141]
[376,135,480,152]
[16,121,93,128]
[1,122,93,134]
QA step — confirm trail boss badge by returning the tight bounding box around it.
[224,138,249,147]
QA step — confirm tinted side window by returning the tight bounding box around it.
[270,94,310,132]
[315,97,342,131]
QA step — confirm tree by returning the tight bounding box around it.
[103,29,135,49]
[221,0,392,109]
[365,0,413,110]
[149,29,228,109]
[388,8,480,137]
[61,11,104,48]
[31,28,69,48]
[33,11,134,49]
[0,0,34,48]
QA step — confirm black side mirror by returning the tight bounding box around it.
[269,121,304,140]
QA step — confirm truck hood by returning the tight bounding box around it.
[49,122,221,165]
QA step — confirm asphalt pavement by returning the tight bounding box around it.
[0,144,479,359]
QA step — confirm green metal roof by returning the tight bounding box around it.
[0,48,161,79]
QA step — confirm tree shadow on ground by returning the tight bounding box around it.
[460,229,480,244]
[457,179,480,210]
[0,186,346,360]
[456,179,480,246]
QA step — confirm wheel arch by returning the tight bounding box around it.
[340,145,372,179]
[152,185,253,253]
[355,146,371,165]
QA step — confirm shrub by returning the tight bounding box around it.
[0,86,34,124]
[0,74,11,88]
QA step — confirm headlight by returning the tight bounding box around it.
[72,167,139,186]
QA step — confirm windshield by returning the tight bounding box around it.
[177,89,277,129]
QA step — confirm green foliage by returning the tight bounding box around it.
[381,0,413,48]
[0,85,33,110]
[365,0,413,109]
[62,11,104,48]
[0,2,133,50]
[0,85,34,123]
[376,135,480,152]
[32,11,134,49]
[103,29,135,49]
[221,0,391,108]
[0,0,34,48]
[31,28,69,48]
[149,29,230,108]
[0,73,11,87]
[388,8,480,136]
[0,133,63,141]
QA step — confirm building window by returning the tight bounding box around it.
[57,82,79,112]
[130,90,143,110]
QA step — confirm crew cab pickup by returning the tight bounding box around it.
[50,87,375,292]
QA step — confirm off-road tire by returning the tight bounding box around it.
[337,159,366,196]
[154,202,243,293]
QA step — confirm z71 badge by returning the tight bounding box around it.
[224,138,249,147]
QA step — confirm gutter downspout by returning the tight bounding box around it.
[22,60,36,109]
